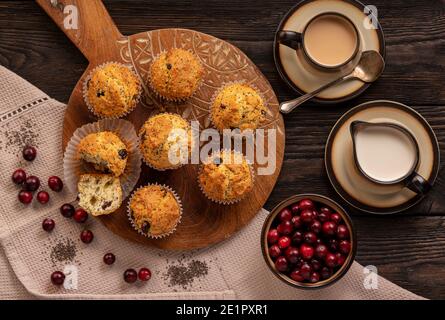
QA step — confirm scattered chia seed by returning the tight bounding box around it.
[163,259,209,289]
[2,118,39,153]
[49,238,77,266]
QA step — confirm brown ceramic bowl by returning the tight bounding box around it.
[261,194,357,289]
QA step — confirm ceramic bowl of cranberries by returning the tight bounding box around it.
[261,194,356,289]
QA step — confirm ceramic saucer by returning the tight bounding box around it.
[325,100,440,214]
[274,0,385,103]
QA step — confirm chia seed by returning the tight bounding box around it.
[49,237,77,266]
[163,259,209,289]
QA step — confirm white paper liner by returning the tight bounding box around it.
[148,49,204,102]
[126,183,183,239]
[82,61,142,119]
[63,119,142,199]
[197,149,256,205]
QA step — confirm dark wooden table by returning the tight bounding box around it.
[1,0,444,299]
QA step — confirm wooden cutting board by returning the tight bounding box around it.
[37,0,285,250]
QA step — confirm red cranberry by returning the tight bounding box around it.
[73,208,88,223]
[325,253,337,268]
[138,268,152,281]
[60,203,75,218]
[22,146,37,161]
[337,224,350,239]
[310,259,322,271]
[290,269,305,282]
[18,190,33,204]
[285,247,299,264]
[290,203,299,214]
[48,176,63,192]
[299,199,314,211]
[309,220,322,234]
[320,206,332,215]
[80,230,94,244]
[291,231,303,245]
[278,208,292,222]
[300,262,312,280]
[268,245,281,259]
[315,244,328,259]
[275,256,288,272]
[37,191,50,204]
[328,239,339,252]
[291,215,302,229]
[303,231,317,245]
[299,244,314,260]
[12,169,26,185]
[319,207,332,222]
[277,220,293,235]
[336,253,346,266]
[267,229,279,244]
[42,218,55,232]
[103,253,116,265]
[309,272,320,283]
[330,213,342,224]
[320,267,333,280]
[24,175,40,192]
[300,209,314,224]
[339,240,351,255]
[51,271,65,285]
[278,236,291,249]
[322,221,337,237]
[124,269,138,283]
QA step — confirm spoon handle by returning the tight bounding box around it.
[280,74,355,114]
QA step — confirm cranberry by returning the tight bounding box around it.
[300,262,312,280]
[337,224,350,239]
[310,259,322,271]
[267,229,279,244]
[278,236,291,249]
[277,220,293,235]
[73,208,88,223]
[309,272,320,283]
[22,146,37,161]
[290,203,299,214]
[123,269,138,283]
[320,206,332,215]
[138,268,152,281]
[299,199,314,211]
[291,215,302,229]
[60,203,75,218]
[51,271,65,286]
[275,256,288,272]
[330,213,342,224]
[268,245,281,259]
[37,191,50,204]
[48,176,63,192]
[290,269,305,282]
[103,253,116,265]
[300,209,313,224]
[80,230,94,243]
[322,221,337,237]
[328,239,339,252]
[278,208,292,222]
[24,175,40,192]
[318,212,330,223]
[336,253,346,266]
[291,231,303,245]
[42,218,55,232]
[285,247,299,264]
[325,253,337,268]
[18,190,33,204]
[315,244,328,259]
[339,240,351,255]
[12,169,26,185]
[299,244,314,260]
[303,231,317,245]
[320,267,333,280]
[309,220,322,234]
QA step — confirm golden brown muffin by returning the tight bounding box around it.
[149,48,204,100]
[128,185,181,237]
[198,150,253,203]
[211,83,267,132]
[85,62,141,118]
[77,131,128,177]
[139,113,193,170]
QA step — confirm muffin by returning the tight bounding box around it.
[198,150,254,204]
[211,83,267,132]
[84,62,141,118]
[139,113,193,170]
[78,174,123,216]
[128,184,182,238]
[149,48,204,101]
[77,131,128,177]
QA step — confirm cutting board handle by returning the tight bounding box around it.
[36,0,123,62]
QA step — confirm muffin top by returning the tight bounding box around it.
[198,150,253,202]
[86,63,140,118]
[139,113,192,170]
[129,185,181,236]
[77,131,128,177]
[149,48,204,100]
[211,83,267,132]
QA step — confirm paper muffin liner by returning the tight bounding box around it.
[63,119,142,199]
[209,80,268,135]
[148,49,204,103]
[126,183,183,239]
[139,112,193,171]
[197,149,256,205]
[82,61,143,119]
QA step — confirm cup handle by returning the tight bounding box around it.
[276,30,303,50]
[406,172,432,195]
